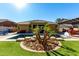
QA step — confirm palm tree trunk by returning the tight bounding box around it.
[36,31,42,44]
[42,31,50,50]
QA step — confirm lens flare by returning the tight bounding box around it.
[12,0,27,10]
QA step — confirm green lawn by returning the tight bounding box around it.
[0,41,79,56]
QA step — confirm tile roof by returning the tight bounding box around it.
[0,19,9,22]
[18,20,57,24]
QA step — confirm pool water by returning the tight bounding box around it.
[8,34,33,39]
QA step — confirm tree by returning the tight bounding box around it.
[56,18,68,23]
[33,23,52,43]
[33,23,57,50]
[43,23,52,50]
[33,26,42,43]
[56,18,62,23]
[23,23,59,51]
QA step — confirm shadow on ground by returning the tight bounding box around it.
[45,45,77,56]
[61,45,77,52]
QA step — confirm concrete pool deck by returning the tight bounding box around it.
[0,32,17,41]
[0,33,79,41]
[56,37,79,41]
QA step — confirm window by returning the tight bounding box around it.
[33,25,37,28]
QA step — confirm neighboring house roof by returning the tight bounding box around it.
[18,20,57,25]
[59,24,73,28]
[0,19,17,27]
[31,20,47,22]
[47,21,57,24]
[18,21,31,25]
[58,18,79,24]
[0,19,9,22]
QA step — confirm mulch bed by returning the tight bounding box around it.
[22,38,60,51]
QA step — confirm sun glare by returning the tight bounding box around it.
[12,0,27,10]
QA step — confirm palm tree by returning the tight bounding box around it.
[25,23,57,51]
[33,26,42,44]
[43,23,55,50]
[33,23,57,50]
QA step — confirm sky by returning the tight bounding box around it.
[0,3,79,22]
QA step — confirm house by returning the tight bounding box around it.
[0,19,17,32]
[58,18,79,31]
[17,20,57,32]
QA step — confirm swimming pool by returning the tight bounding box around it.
[8,34,33,39]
